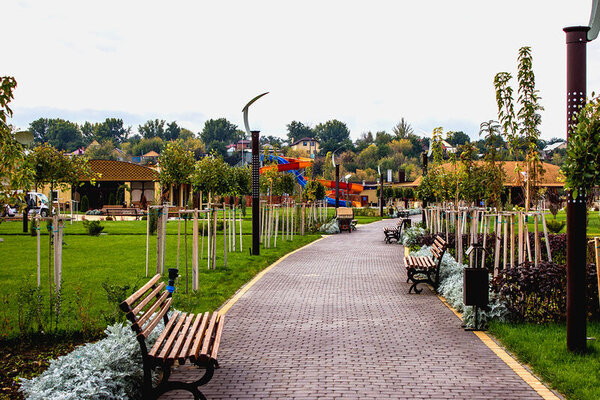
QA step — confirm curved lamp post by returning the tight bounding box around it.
[331,147,346,208]
[564,0,599,353]
[242,92,269,256]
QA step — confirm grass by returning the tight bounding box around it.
[0,217,324,339]
[525,210,600,236]
[488,321,600,400]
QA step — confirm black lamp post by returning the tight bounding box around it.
[564,25,590,353]
[251,130,260,256]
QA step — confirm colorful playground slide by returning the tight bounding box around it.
[259,155,362,207]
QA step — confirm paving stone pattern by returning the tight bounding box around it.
[161,219,542,399]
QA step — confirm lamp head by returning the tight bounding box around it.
[590,0,600,41]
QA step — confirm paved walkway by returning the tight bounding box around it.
[162,219,543,399]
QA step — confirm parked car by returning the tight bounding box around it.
[25,192,52,217]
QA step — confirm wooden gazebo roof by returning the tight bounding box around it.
[82,159,159,182]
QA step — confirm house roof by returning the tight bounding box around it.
[143,150,160,157]
[409,161,564,188]
[291,137,319,146]
[81,159,159,182]
[544,142,567,152]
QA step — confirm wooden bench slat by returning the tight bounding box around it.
[120,274,161,312]
[135,291,170,332]
[158,312,187,360]
[139,297,173,339]
[178,313,205,364]
[209,314,225,361]
[189,312,211,363]
[167,313,195,364]
[197,313,218,362]
[130,282,165,317]
[148,311,181,358]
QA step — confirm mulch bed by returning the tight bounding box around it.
[0,332,104,400]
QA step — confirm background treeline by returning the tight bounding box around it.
[25,115,566,183]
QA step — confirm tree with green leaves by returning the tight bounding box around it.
[159,140,195,205]
[84,140,118,160]
[191,155,232,203]
[392,118,414,139]
[27,143,94,207]
[94,118,130,143]
[494,46,544,210]
[0,76,34,209]
[562,93,600,199]
[314,119,353,155]
[302,180,326,202]
[286,121,315,143]
[200,118,239,157]
[138,119,166,139]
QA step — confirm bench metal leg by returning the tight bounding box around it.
[146,361,216,400]
[407,269,436,294]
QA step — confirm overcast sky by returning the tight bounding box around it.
[5,0,600,141]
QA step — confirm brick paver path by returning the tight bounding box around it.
[161,219,543,399]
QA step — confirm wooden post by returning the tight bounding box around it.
[212,207,217,269]
[301,203,305,236]
[510,213,515,269]
[232,206,236,252]
[541,212,552,262]
[36,216,41,287]
[193,209,199,290]
[145,207,150,277]
[494,216,501,276]
[207,201,211,269]
[595,237,600,308]
[534,214,541,267]
[503,214,508,271]
[481,215,488,269]
[223,206,227,269]
[177,212,181,270]
[156,207,162,274]
[274,206,279,248]
[239,210,243,252]
[518,212,524,266]
[291,202,295,240]
[525,214,532,263]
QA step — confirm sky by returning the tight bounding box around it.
[5,0,600,142]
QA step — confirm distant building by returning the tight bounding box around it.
[143,150,160,164]
[290,137,320,158]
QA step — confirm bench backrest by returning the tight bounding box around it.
[431,235,448,287]
[336,207,353,219]
[119,274,172,341]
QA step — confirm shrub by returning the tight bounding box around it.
[80,195,89,212]
[105,216,113,221]
[20,322,164,400]
[491,261,599,323]
[546,218,565,234]
[83,220,104,236]
[108,192,116,206]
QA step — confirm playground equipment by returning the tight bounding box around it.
[259,155,363,207]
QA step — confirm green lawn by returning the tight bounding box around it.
[488,321,600,400]
[0,217,323,338]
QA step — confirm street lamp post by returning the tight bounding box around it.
[563,2,599,353]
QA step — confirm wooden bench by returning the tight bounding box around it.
[105,207,141,219]
[383,220,403,243]
[119,270,224,400]
[404,235,448,294]
[336,207,354,233]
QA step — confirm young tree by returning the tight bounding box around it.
[191,155,232,203]
[494,46,544,210]
[159,139,195,204]
[0,76,34,208]
[27,144,94,207]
